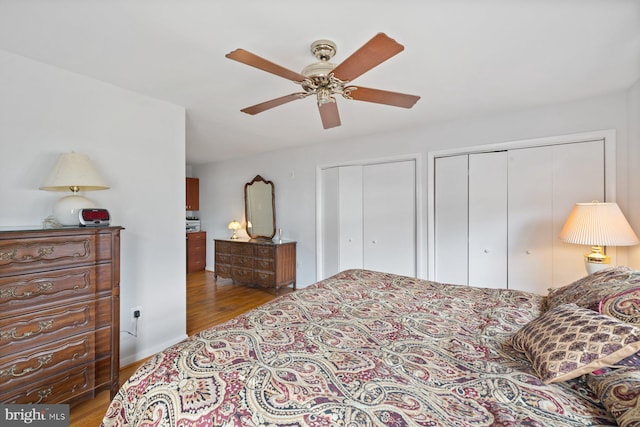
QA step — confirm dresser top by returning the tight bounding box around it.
[0,225,123,235]
[215,238,295,246]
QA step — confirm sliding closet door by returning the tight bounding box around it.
[434,155,468,285]
[468,151,508,288]
[363,161,416,276]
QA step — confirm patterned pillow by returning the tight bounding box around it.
[586,367,640,427]
[600,287,640,327]
[545,266,640,312]
[511,303,640,383]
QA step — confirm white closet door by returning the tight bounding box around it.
[508,146,554,293]
[321,167,340,277]
[434,155,468,285]
[363,161,416,276]
[551,141,604,288]
[468,152,508,288]
[338,166,364,272]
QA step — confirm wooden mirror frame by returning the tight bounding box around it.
[244,175,276,240]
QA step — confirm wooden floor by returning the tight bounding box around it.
[70,270,293,426]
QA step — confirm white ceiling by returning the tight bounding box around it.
[1,0,639,165]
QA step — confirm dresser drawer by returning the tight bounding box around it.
[0,264,112,316]
[255,246,275,259]
[230,243,253,256]
[254,270,275,287]
[0,333,95,391]
[0,234,112,276]
[0,300,96,354]
[216,241,233,254]
[0,363,94,404]
[215,264,231,278]
[232,267,253,282]
[232,255,253,268]
[215,253,231,265]
[255,258,274,271]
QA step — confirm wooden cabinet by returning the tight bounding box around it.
[186,232,206,273]
[0,226,122,406]
[186,177,199,211]
[214,239,296,294]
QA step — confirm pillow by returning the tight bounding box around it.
[586,367,640,427]
[545,266,640,312]
[600,287,640,327]
[511,303,640,383]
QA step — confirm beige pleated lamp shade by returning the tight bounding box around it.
[40,152,109,191]
[559,202,639,246]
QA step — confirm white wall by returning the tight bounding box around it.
[195,89,637,288]
[628,79,640,266]
[0,50,187,366]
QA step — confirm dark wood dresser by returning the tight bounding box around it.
[214,239,296,294]
[0,226,122,406]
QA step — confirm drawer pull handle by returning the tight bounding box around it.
[0,282,54,300]
[0,249,17,260]
[36,387,53,404]
[1,320,54,342]
[0,354,53,378]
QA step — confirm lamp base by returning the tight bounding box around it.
[584,245,610,275]
[53,195,96,226]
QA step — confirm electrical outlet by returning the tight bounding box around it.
[130,306,142,320]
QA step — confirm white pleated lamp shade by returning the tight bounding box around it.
[559,202,639,246]
[40,152,109,226]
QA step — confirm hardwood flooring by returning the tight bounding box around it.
[70,270,293,426]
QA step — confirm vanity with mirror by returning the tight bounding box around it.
[214,175,296,294]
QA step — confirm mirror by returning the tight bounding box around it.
[244,175,275,240]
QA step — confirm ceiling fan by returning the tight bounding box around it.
[225,33,420,129]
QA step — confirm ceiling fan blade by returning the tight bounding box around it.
[331,33,405,82]
[318,101,341,129]
[241,93,307,115]
[345,86,420,108]
[226,49,307,82]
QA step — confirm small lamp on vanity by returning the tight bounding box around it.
[228,220,241,239]
[40,152,109,226]
[559,201,639,274]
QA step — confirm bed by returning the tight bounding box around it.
[102,268,640,426]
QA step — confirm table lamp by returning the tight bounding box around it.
[559,201,639,274]
[228,220,241,239]
[40,152,109,226]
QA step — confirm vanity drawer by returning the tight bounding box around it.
[0,264,112,316]
[0,333,95,391]
[0,299,96,354]
[0,363,94,404]
[0,233,112,276]
[215,264,231,278]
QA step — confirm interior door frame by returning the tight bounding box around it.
[316,153,424,281]
[427,129,617,281]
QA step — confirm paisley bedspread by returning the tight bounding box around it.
[102,269,615,426]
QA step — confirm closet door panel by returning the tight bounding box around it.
[321,168,340,278]
[468,152,508,288]
[363,161,416,277]
[508,147,554,293]
[552,141,604,288]
[338,166,364,272]
[434,155,468,285]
